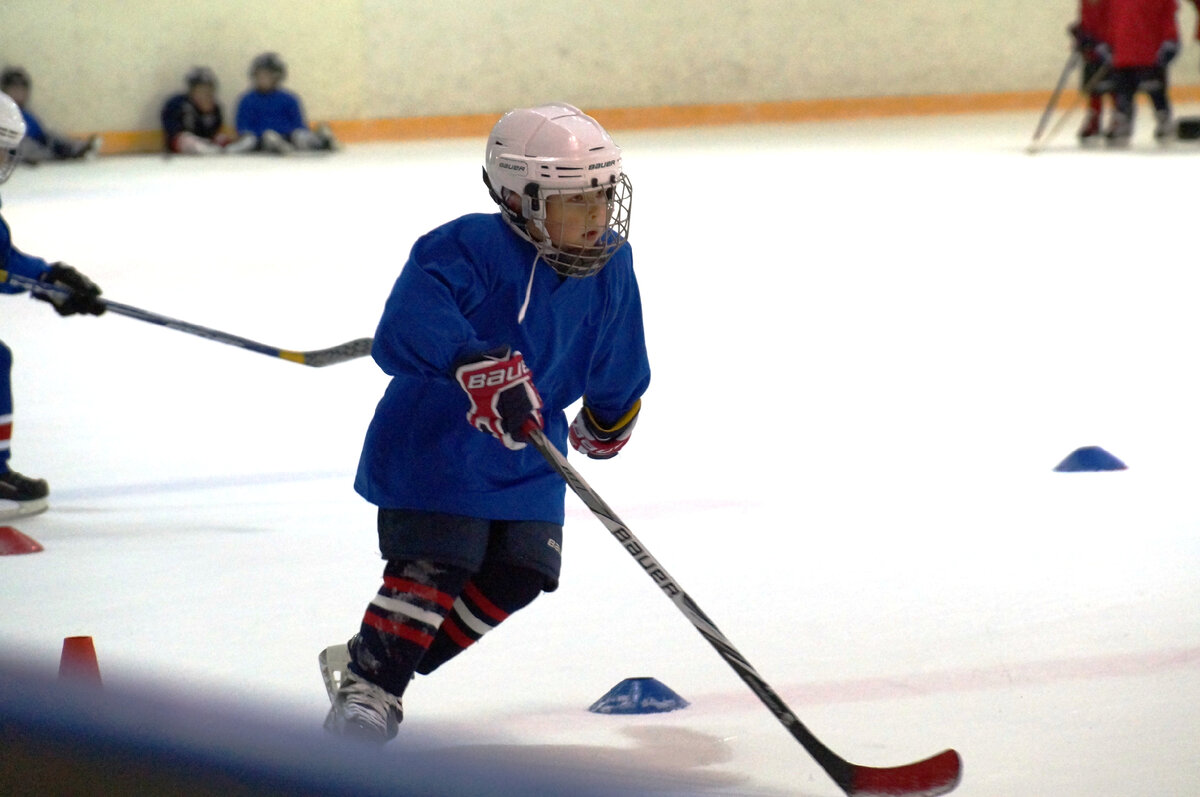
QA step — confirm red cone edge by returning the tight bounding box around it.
[0,526,44,555]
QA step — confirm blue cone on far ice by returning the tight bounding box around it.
[1053,446,1128,472]
[588,677,690,714]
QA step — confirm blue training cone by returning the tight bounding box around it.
[1054,446,1127,472]
[588,677,689,714]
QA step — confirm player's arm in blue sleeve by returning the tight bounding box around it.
[1,215,52,295]
[286,93,307,135]
[370,238,491,379]
[567,261,651,459]
[1,217,104,315]
[1,249,52,295]
[583,266,651,421]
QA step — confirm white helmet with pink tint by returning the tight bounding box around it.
[0,91,26,183]
[483,103,632,277]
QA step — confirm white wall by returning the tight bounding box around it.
[1,1,1197,134]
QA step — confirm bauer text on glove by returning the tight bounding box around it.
[455,347,544,451]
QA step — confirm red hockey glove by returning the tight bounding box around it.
[569,400,640,460]
[455,348,544,451]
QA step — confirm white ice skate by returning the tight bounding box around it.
[315,123,341,151]
[319,644,403,743]
[261,129,294,155]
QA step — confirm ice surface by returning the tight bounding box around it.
[2,108,1199,795]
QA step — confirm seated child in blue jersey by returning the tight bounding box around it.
[234,53,338,154]
[322,103,648,744]
[161,67,255,155]
[0,67,101,164]
[0,92,106,519]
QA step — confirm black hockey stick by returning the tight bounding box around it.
[2,270,373,367]
[1028,50,1082,150]
[525,426,962,797]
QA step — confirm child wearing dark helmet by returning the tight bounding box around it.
[234,52,338,154]
[322,103,649,743]
[161,67,257,155]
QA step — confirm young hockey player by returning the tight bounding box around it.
[323,103,649,743]
[1097,0,1180,144]
[0,92,106,519]
[0,67,102,163]
[1070,0,1116,141]
[160,67,255,155]
[233,53,338,154]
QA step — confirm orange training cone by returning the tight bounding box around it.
[0,526,44,555]
[59,636,102,686]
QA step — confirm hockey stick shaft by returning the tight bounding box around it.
[1028,61,1111,154]
[2,270,372,367]
[1030,50,1082,145]
[526,426,962,797]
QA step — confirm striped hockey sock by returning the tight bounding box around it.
[351,559,469,695]
[416,565,544,675]
[0,413,11,472]
[1,340,12,472]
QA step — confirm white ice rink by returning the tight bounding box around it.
[2,107,1200,795]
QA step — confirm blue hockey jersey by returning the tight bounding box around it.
[354,213,651,524]
[0,204,51,294]
[18,109,47,147]
[234,89,306,137]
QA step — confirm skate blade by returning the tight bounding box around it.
[318,643,351,703]
[0,498,49,521]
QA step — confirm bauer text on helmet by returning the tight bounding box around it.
[484,103,632,278]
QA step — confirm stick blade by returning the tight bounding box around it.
[847,748,962,797]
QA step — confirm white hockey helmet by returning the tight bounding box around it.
[484,103,632,277]
[0,91,25,184]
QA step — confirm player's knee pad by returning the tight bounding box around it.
[469,562,546,613]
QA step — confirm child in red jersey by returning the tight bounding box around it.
[1070,0,1115,141]
[1097,0,1180,144]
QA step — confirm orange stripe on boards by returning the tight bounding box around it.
[82,83,1200,156]
[331,113,496,142]
[99,129,163,155]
